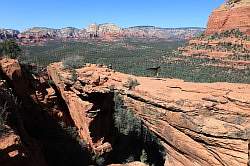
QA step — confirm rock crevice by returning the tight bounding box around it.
[47,62,250,166]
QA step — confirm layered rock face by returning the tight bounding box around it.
[180,0,250,66]
[206,0,250,35]
[86,23,121,34]
[48,62,250,166]
[86,23,122,40]
[123,27,204,40]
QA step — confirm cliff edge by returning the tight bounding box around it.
[47,62,250,166]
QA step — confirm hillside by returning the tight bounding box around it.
[179,0,250,70]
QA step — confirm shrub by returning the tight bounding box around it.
[47,79,55,86]
[0,102,8,130]
[113,93,166,165]
[95,156,105,166]
[226,0,241,5]
[91,155,106,166]
[140,149,148,164]
[123,77,140,90]
[113,92,141,136]
[0,87,20,136]
[0,44,3,56]
[70,69,78,82]
[62,56,86,69]
[125,155,135,163]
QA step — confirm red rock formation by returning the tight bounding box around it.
[47,63,250,166]
[180,0,250,61]
[0,70,47,166]
[0,132,29,166]
[47,63,114,155]
[206,1,250,35]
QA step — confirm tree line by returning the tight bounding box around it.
[0,39,21,59]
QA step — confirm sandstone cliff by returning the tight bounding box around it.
[47,62,250,166]
[123,27,204,40]
[206,0,250,35]
[0,71,47,166]
[180,0,250,65]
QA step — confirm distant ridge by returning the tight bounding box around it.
[0,23,205,44]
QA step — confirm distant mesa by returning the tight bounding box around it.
[0,29,19,40]
[0,23,204,44]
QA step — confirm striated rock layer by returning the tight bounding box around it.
[206,0,250,35]
[48,62,250,166]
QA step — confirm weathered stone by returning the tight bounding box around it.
[206,0,250,35]
[48,62,250,166]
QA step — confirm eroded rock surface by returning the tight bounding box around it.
[0,131,29,166]
[47,62,250,166]
[179,0,250,66]
[206,0,250,35]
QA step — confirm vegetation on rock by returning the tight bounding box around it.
[0,85,20,136]
[62,55,86,69]
[112,92,165,165]
[226,0,241,5]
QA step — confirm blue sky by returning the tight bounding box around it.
[1,0,224,30]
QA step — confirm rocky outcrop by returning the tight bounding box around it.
[47,62,250,166]
[86,23,122,40]
[59,27,80,38]
[0,58,30,98]
[47,63,114,155]
[0,131,29,166]
[0,71,47,166]
[206,0,250,35]
[0,29,20,41]
[180,0,250,63]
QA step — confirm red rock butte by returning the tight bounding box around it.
[205,0,250,35]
